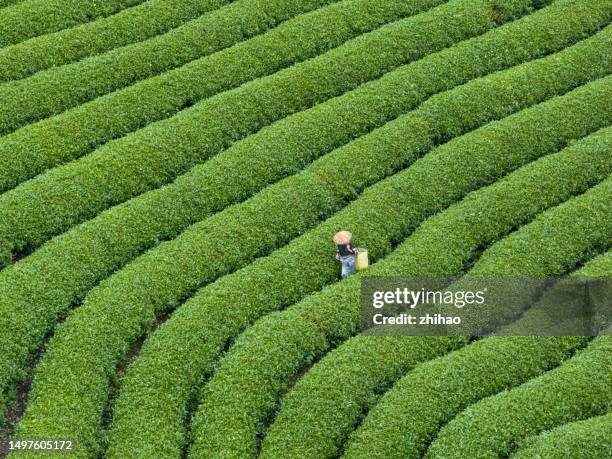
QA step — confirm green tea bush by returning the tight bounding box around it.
[426,326,612,458]
[0,0,360,134]
[0,239,11,268]
[343,232,612,459]
[1,0,601,259]
[0,0,145,47]
[5,2,579,427]
[446,172,612,333]
[0,0,609,455]
[342,337,590,459]
[108,81,610,458]
[0,0,443,193]
[199,335,468,459]
[12,36,610,457]
[498,249,612,335]
[468,184,612,278]
[575,250,612,276]
[19,28,597,456]
[0,1,25,9]
[513,412,612,459]
[251,139,612,459]
[0,0,229,82]
[0,0,499,259]
[504,252,612,336]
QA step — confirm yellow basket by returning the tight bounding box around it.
[355,247,368,271]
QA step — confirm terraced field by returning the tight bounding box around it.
[0,0,610,457]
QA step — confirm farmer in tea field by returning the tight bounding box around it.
[334,231,356,278]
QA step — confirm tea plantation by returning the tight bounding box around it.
[0,0,610,457]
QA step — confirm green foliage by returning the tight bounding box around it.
[343,215,612,459]
[0,0,444,178]
[0,0,145,47]
[0,0,351,134]
[0,1,25,9]
[104,34,612,459]
[495,249,612,335]
[254,124,612,459]
[200,332,468,459]
[469,183,612,278]
[342,337,589,459]
[577,250,612,276]
[426,331,612,458]
[1,0,602,259]
[0,1,610,455]
[0,0,487,259]
[0,238,11,268]
[18,19,593,455]
[488,0,545,21]
[0,0,229,82]
[5,0,546,432]
[513,412,612,459]
[444,173,612,333]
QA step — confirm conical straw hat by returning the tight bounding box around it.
[333,231,352,245]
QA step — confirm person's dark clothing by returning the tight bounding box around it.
[337,243,355,257]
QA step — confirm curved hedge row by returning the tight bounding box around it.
[431,174,612,337]
[186,60,612,459]
[205,337,470,459]
[0,0,601,261]
[0,1,24,9]
[0,0,441,193]
[341,337,589,459]
[0,0,230,83]
[263,177,612,459]
[0,0,537,393]
[450,168,612,331]
[1,1,573,427]
[497,253,612,336]
[0,0,364,135]
[571,251,612,333]
[0,0,500,254]
[15,24,585,453]
[250,130,612,459]
[11,98,427,459]
[0,0,145,47]
[577,250,612,276]
[15,34,606,457]
[109,79,612,458]
[426,327,612,458]
[342,230,612,459]
[513,412,612,459]
[468,184,612,279]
